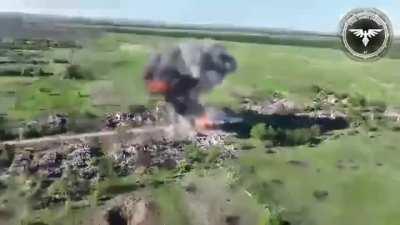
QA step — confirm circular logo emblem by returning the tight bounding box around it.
[339,8,393,61]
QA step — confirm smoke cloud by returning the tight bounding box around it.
[144,41,237,119]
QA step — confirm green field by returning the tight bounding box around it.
[238,129,400,225]
[1,32,400,225]
[2,33,400,119]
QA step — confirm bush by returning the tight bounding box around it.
[205,148,222,164]
[392,125,400,132]
[250,123,268,140]
[337,93,349,100]
[97,157,117,179]
[0,145,15,168]
[240,142,256,150]
[350,93,367,107]
[250,122,322,146]
[49,169,91,201]
[24,125,42,138]
[265,126,278,140]
[185,145,207,163]
[310,125,321,137]
[53,58,69,64]
[96,178,137,198]
[310,84,322,94]
[0,128,17,141]
[281,125,321,146]
[285,129,312,146]
[65,64,94,80]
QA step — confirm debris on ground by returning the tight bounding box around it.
[105,110,157,129]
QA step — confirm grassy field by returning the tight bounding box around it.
[1,32,400,225]
[238,129,400,225]
[2,33,400,120]
[209,42,400,108]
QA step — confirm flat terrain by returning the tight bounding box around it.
[2,33,400,119]
[238,130,400,225]
[1,27,400,225]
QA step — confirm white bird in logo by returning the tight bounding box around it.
[349,29,383,47]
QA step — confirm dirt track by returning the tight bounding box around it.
[0,126,171,150]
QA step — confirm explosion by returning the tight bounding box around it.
[144,41,237,130]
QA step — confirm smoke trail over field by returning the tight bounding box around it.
[144,42,237,120]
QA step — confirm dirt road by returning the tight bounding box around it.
[0,126,171,150]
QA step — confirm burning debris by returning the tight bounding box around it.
[144,41,237,129]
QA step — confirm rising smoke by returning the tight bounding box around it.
[144,41,237,121]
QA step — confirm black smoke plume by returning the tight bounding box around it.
[144,42,237,119]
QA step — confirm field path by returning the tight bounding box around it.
[0,126,170,150]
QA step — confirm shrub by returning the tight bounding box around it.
[250,123,268,140]
[338,93,349,100]
[51,168,91,201]
[240,142,256,150]
[0,130,17,140]
[310,84,322,93]
[24,125,42,138]
[65,64,94,80]
[176,161,192,175]
[392,125,400,132]
[285,129,312,146]
[185,145,207,163]
[265,126,278,140]
[97,157,117,179]
[310,125,321,137]
[0,145,15,168]
[264,140,274,148]
[53,58,69,64]
[283,125,321,146]
[205,148,222,164]
[350,93,367,107]
[96,178,137,198]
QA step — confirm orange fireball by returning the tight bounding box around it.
[146,80,171,94]
[195,114,217,130]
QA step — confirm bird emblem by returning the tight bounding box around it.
[349,29,383,47]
